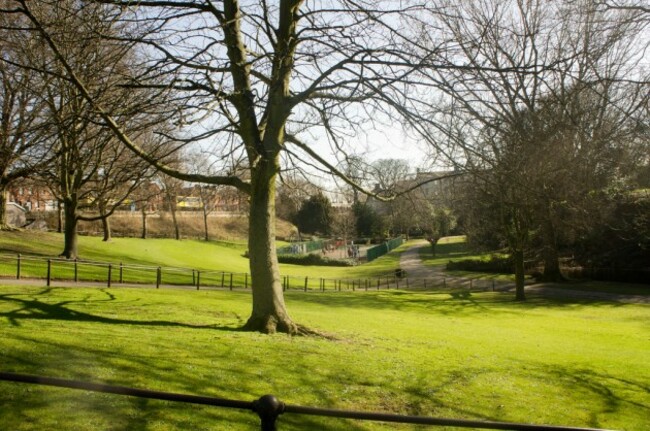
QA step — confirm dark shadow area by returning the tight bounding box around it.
[0,289,240,331]
[286,288,634,318]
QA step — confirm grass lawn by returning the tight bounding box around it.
[0,284,648,430]
[0,231,408,287]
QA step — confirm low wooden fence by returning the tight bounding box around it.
[0,253,510,293]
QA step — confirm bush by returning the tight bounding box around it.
[446,256,513,274]
[277,253,356,267]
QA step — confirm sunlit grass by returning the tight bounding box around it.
[0,285,648,430]
[0,231,407,287]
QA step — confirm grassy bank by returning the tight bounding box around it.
[1,284,648,430]
[0,231,408,283]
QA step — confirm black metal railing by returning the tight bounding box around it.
[0,372,613,431]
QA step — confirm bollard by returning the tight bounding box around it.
[119,263,123,284]
[245,273,248,289]
[74,258,78,282]
[47,259,51,287]
[304,276,308,292]
[156,267,161,288]
[16,254,21,280]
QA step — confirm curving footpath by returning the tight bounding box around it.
[398,240,649,304]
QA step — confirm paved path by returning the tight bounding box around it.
[398,240,649,303]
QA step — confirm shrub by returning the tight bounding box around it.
[446,256,513,274]
[277,253,356,267]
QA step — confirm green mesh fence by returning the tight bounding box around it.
[366,237,404,262]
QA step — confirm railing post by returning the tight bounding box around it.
[16,254,21,280]
[304,277,308,292]
[119,263,123,284]
[107,264,112,288]
[245,273,248,289]
[221,272,225,288]
[74,258,78,282]
[229,273,233,290]
[47,259,51,287]
[156,267,161,289]
[196,271,201,290]
[253,394,284,431]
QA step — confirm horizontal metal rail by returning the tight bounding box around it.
[0,372,613,431]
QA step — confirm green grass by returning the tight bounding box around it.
[0,231,407,288]
[0,284,648,430]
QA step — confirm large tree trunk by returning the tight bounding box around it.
[141,207,147,239]
[514,248,526,301]
[57,200,63,233]
[242,158,298,334]
[100,201,111,242]
[61,198,79,259]
[540,217,563,281]
[167,195,180,240]
[0,185,9,230]
[202,206,209,241]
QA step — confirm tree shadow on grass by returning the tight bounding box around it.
[287,288,637,318]
[0,289,242,331]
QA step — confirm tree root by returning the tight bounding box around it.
[241,314,337,339]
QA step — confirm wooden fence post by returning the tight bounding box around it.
[156,267,161,288]
[74,258,78,282]
[47,259,51,287]
[229,273,233,290]
[196,271,201,290]
[221,272,225,287]
[304,276,308,292]
[107,264,112,288]
[245,273,248,289]
[119,263,123,284]
[16,254,21,280]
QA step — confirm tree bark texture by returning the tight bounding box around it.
[140,207,147,239]
[61,198,79,259]
[514,248,526,301]
[242,158,297,334]
[0,186,9,230]
[541,217,563,281]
